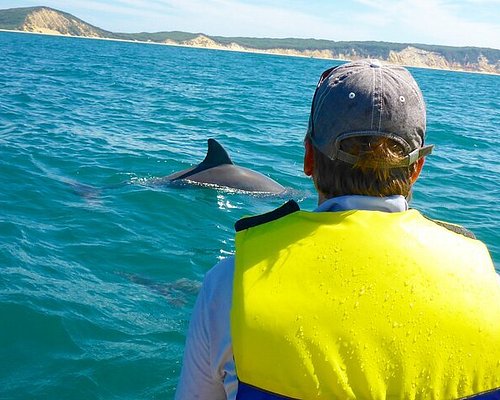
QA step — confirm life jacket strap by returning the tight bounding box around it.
[461,387,500,400]
[236,381,298,400]
[235,200,300,232]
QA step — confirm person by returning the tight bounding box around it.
[175,60,500,399]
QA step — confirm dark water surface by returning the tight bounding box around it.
[1,31,498,399]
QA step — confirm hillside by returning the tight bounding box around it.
[1,6,499,74]
[0,6,113,38]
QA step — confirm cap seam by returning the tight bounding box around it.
[370,67,376,130]
[378,67,383,133]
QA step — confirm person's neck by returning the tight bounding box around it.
[317,192,327,206]
[317,193,328,206]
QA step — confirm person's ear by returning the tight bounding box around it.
[303,139,315,177]
[410,157,425,183]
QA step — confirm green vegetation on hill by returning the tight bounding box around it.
[213,36,408,57]
[0,6,35,29]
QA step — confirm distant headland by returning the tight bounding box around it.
[1,6,499,75]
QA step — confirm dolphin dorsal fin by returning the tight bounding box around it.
[170,138,234,182]
[200,138,233,167]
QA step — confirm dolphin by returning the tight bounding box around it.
[163,139,285,194]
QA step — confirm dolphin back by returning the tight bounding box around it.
[185,164,285,193]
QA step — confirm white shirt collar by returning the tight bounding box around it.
[314,195,408,213]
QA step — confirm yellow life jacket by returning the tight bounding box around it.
[231,202,500,399]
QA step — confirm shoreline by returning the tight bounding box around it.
[1,29,498,76]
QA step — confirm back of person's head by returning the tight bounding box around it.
[305,60,433,199]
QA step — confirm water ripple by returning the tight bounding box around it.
[0,31,498,398]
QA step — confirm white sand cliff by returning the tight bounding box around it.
[21,8,106,38]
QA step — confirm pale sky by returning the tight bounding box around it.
[1,0,499,49]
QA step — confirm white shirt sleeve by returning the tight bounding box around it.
[175,257,237,400]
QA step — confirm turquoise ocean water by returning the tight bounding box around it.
[0,31,498,399]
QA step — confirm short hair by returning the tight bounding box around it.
[311,136,419,198]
